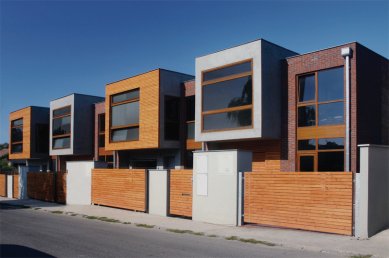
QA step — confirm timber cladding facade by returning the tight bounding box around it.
[169,169,193,217]
[9,106,50,161]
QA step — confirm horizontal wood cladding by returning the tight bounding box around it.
[244,171,353,235]
[186,139,201,150]
[169,169,192,217]
[217,140,281,172]
[0,174,6,197]
[9,107,31,160]
[13,174,19,198]
[105,70,160,151]
[92,169,147,212]
[297,125,345,140]
[27,172,66,203]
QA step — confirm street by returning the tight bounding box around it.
[0,203,344,258]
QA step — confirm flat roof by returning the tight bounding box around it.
[50,92,104,102]
[10,106,49,114]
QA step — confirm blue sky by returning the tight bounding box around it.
[1,0,388,143]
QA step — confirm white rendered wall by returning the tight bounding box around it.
[355,144,389,238]
[7,175,13,198]
[192,150,252,225]
[148,169,168,216]
[66,161,105,205]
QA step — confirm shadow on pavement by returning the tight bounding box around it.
[0,244,54,257]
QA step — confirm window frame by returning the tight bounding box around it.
[52,105,72,150]
[201,59,254,133]
[297,66,345,128]
[10,118,23,154]
[109,88,140,143]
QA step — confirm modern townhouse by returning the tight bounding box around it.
[50,93,104,172]
[9,106,50,171]
[104,68,194,169]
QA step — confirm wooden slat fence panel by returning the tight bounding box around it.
[27,172,67,203]
[0,174,6,197]
[244,171,353,235]
[92,169,147,212]
[13,174,19,198]
[170,169,192,217]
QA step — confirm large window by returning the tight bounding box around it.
[297,67,344,127]
[165,96,180,140]
[297,67,345,172]
[201,60,253,131]
[52,106,71,149]
[11,118,23,153]
[110,89,140,142]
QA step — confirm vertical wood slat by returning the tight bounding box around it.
[0,174,6,197]
[91,169,147,212]
[27,172,67,203]
[169,169,193,217]
[13,174,19,198]
[244,171,353,235]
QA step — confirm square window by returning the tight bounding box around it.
[318,102,344,126]
[299,156,314,172]
[298,105,316,127]
[318,152,344,171]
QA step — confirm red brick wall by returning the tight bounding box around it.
[184,80,195,97]
[283,43,358,172]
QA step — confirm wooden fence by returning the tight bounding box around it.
[0,174,6,197]
[92,169,147,212]
[169,169,192,217]
[244,171,353,235]
[27,172,67,203]
[13,174,19,198]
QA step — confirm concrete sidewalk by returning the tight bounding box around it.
[1,197,388,258]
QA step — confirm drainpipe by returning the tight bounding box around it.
[341,47,352,172]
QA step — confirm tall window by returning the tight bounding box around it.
[11,118,23,153]
[201,60,253,131]
[186,96,195,139]
[52,106,71,149]
[110,89,140,142]
[98,114,105,148]
[165,96,180,140]
[297,67,345,172]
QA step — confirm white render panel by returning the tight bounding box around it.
[195,40,262,142]
[7,175,13,198]
[49,95,74,156]
[148,169,168,216]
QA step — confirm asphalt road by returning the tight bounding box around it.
[0,203,344,258]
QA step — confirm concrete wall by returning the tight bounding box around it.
[192,150,252,225]
[355,144,389,238]
[148,169,169,216]
[7,175,13,198]
[66,161,106,205]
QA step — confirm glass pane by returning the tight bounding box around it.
[111,127,139,142]
[203,61,251,82]
[318,152,344,171]
[318,138,344,150]
[98,114,105,132]
[98,134,105,147]
[11,144,23,153]
[298,74,315,102]
[299,156,314,172]
[53,106,71,117]
[318,102,344,125]
[53,116,71,136]
[186,96,195,121]
[203,109,252,131]
[203,76,252,111]
[11,127,23,142]
[187,122,194,139]
[53,137,70,149]
[112,89,139,104]
[111,101,139,127]
[298,139,316,150]
[298,105,316,127]
[12,118,23,127]
[318,67,344,102]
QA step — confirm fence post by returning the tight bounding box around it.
[237,171,244,226]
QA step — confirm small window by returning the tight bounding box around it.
[298,139,316,150]
[318,152,344,171]
[203,109,252,131]
[318,138,344,150]
[112,89,140,104]
[11,119,23,127]
[53,137,70,149]
[318,102,344,126]
[203,61,251,82]
[299,156,314,172]
[53,106,71,117]
[187,122,195,139]
[11,143,23,154]
[52,116,71,136]
[298,74,315,102]
[298,105,316,127]
[111,127,139,142]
